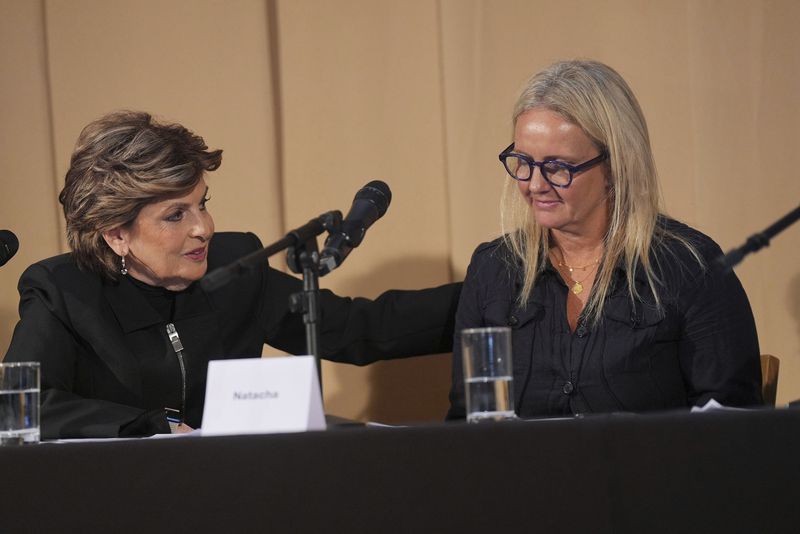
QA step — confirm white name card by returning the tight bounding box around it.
[201,356,326,436]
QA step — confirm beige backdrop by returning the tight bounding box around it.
[1,0,798,422]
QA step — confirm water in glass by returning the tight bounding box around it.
[465,375,514,422]
[0,388,40,445]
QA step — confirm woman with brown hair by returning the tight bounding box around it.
[4,110,460,438]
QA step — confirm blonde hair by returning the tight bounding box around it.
[59,110,222,279]
[500,59,700,323]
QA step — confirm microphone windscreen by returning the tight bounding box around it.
[357,180,392,216]
[0,230,19,267]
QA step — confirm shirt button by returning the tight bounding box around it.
[576,325,588,337]
[507,315,518,326]
[562,381,574,395]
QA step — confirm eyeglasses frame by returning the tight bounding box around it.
[498,142,608,188]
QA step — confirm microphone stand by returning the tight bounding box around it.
[287,235,324,388]
[201,211,342,390]
[717,204,800,273]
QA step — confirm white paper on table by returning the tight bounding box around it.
[690,398,750,413]
[201,356,326,436]
[365,421,407,428]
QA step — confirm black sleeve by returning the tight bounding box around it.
[40,390,169,438]
[317,282,462,365]
[4,264,167,438]
[261,266,462,365]
[676,258,763,407]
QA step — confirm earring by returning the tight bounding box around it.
[120,255,128,275]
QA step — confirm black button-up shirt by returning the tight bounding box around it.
[448,218,762,419]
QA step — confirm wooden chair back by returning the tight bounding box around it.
[760,354,780,406]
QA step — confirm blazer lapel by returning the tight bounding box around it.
[100,278,162,397]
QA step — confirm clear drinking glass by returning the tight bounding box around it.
[461,327,516,423]
[0,361,40,445]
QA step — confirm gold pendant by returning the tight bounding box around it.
[571,282,583,295]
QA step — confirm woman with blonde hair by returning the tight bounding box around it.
[448,60,761,419]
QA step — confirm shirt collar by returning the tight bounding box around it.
[104,276,213,334]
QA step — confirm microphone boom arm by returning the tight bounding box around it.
[717,203,800,273]
[200,211,341,292]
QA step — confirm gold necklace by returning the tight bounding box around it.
[554,251,600,295]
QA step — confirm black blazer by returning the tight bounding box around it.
[4,232,461,438]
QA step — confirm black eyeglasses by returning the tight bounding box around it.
[499,143,608,188]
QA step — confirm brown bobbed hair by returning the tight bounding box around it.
[59,110,222,279]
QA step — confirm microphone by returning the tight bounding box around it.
[0,230,19,267]
[319,180,391,276]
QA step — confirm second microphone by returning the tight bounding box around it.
[319,180,391,277]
